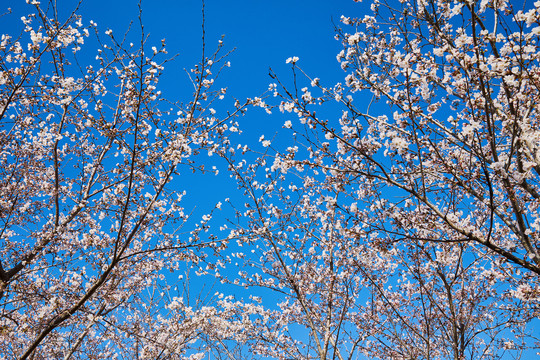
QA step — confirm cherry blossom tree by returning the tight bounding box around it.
[4,0,540,358]
[0,1,248,358]
[222,0,540,358]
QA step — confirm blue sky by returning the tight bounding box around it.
[73,0,363,99]
[1,0,365,217]
[3,0,364,99]
[72,0,360,201]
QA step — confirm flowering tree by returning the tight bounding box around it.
[0,1,249,358]
[223,0,540,358]
[3,0,540,358]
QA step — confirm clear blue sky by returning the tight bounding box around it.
[1,0,365,214]
[52,0,364,100]
[3,0,364,95]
